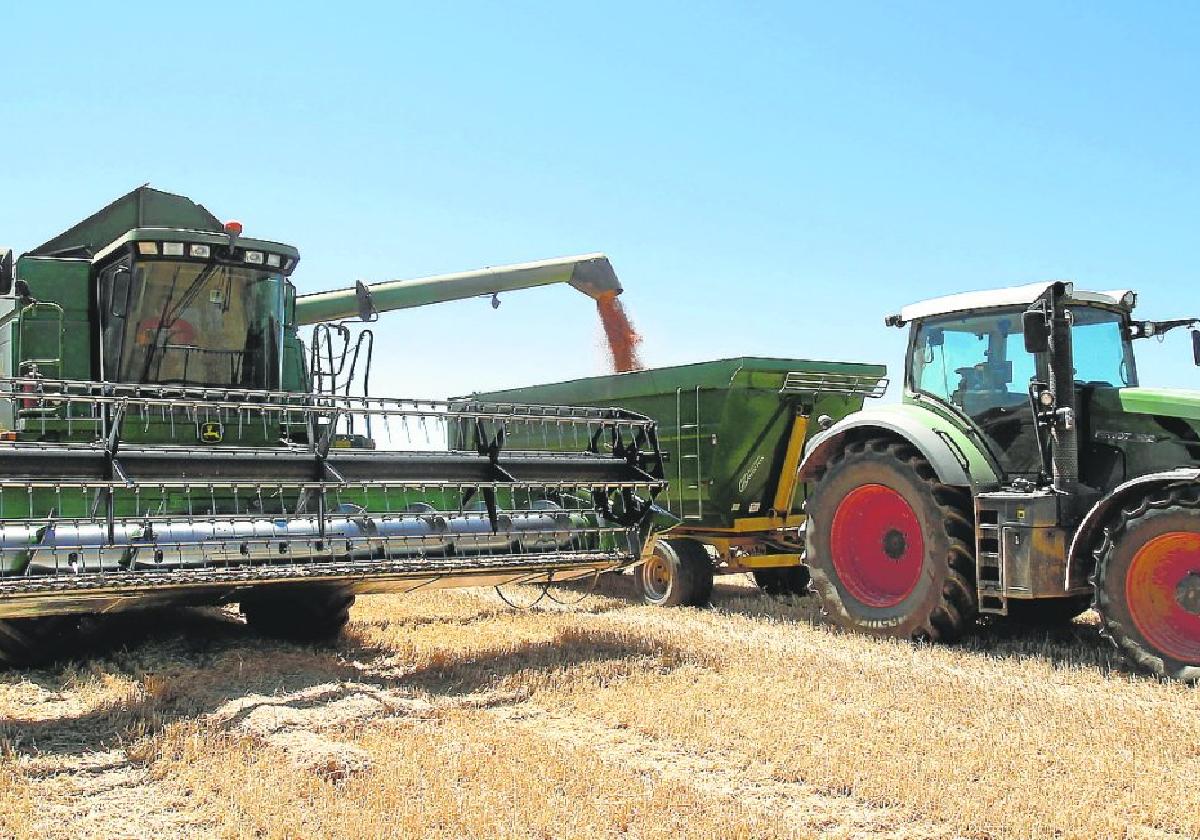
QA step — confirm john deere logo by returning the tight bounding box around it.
[199,422,224,444]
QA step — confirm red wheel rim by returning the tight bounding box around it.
[1126,531,1200,663]
[829,484,925,608]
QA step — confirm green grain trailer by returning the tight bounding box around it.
[473,357,886,605]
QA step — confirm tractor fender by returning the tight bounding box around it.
[1065,467,1200,590]
[797,404,997,489]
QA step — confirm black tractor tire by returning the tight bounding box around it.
[805,437,977,642]
[1092,486,1200,681]
[638,538,714,607]
[240,586,355,642]
[0,615,81,668]
[752,565,812,598]
[1000,596,1092,626]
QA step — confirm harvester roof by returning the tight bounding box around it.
[889,281,1136,326]
[30,186,222,258]
[27,186,298,268]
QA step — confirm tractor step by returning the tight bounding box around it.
[974,493,1009,615]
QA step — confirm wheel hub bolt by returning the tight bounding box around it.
[1175,572,1200,616]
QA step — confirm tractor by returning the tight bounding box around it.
[799,280,1200,679]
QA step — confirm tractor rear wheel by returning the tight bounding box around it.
[752,566,811,598]
[241,586,355,642]
[1093,486,1200,681]
[0,616,80,668]
[638,538,714,607]
[805,437,977,642]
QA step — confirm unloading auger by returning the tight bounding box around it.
[0,186,664,664]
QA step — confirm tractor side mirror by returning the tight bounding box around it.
[1192,330,1200,367]
[1023,310,1050,353]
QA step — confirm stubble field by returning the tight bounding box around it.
[0,574,1196,840]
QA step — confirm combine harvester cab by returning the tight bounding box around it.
[473,357,887,606]
[0,187,665,665]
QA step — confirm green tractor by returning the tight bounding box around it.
[799,281,1200,679]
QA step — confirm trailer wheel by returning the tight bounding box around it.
[638,539,714,607]
[0,616,80,668]
[752,566,811,598]
[805,437,977,642]
[1093,486,1200,681]
[241,587,355,642]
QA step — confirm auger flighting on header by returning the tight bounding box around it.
[0,186,664,665]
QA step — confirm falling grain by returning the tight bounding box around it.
[595,292,644,373]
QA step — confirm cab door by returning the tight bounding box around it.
[909,308,1046,480]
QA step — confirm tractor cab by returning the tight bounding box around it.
[895,283,1142,481]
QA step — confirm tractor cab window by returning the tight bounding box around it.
[101,258,285,389]
[911,310,1036,415]
[911,309,1041,475]
[1070,307,1137,387]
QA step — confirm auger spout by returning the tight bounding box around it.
[294,253,622,326]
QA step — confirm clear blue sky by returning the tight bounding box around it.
[2,2,1196,398]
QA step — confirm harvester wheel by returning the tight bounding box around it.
[805,437,977,642]
[1093,486,1200,681]
[638,538,713,607]
[752,566,811,598]
[240,587,355,642]
[0,616,80,668]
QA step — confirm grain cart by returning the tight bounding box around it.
[0,186,664,665]
[798,281,1200,679]
[474,358,886,606]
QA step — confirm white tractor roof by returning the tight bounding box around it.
[890,281,1135,325]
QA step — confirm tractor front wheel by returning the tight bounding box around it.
[805,438,977,642]
[1093,486,1200,681]
[241,586,355,642]
[638,539,714,607]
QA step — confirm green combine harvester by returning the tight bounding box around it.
[0,187,665,665]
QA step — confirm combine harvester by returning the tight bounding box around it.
[487,283,1200,681]
[0,187,664,665]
